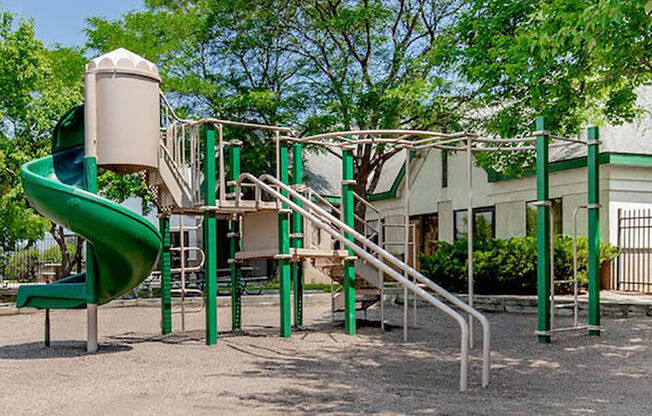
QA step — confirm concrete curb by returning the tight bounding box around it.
[384,288,652,318]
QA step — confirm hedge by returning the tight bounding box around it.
[419,235,619,295]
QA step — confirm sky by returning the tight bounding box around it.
[2,0,143,47]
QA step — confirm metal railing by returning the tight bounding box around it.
[235,172,490,391]
[616,208,652,292]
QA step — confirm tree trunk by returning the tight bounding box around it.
[49,223,83,280]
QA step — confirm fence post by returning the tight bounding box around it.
[587,126,600,336]
[535,116,551,343]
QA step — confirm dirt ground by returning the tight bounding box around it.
[0,301,650,416]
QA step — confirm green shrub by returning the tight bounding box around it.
[419,235,619,295]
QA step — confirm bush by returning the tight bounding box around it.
[419,235,619,295]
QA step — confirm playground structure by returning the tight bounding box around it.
[14,49,603,392]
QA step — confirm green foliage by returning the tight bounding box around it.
[0,10,85,250]
[419,235,620,295]
[85,0,470,195]
[441,0,651,174]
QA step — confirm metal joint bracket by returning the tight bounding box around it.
[341,179,357,186]
[292,184,307,192]
[588,325,603,332]
[586,203,601,209]
[531,200,552,207]
[274,254,293,260]
[533,130,550,136]
[587,140,601,145]
[227,258,242,265]
[226,232,241,238]
[344,256,358,262]
[278,208,292,214]
[226,139,243,147]
[289,233,303,239]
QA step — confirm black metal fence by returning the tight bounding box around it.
[0,234,81,284]
[616,209,651,293]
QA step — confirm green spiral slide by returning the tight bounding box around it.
[16,106,161,309]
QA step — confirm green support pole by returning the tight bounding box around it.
[228,142,242,331]
[159,216,172,334]
[83,157,98,305]
[587,126,601,336]
[535,117,551,343]
[203,125,218,345]
[278,140,291,337]
[342,147,356,336]
[291,143,304,328]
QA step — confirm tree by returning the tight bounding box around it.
[0,9,85,276]
[85,0,471,221]
[442,0,651,173]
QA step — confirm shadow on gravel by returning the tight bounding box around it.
[0,340,131,359]
[220,310,652,416]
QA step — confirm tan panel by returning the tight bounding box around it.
[241,211,279,252]
[95,73,160,172]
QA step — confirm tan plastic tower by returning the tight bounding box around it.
[84,48,161,173]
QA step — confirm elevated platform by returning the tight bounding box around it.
[170,200,281,216]
[235,248,349,261]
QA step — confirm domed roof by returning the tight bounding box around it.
[86,48,160,81]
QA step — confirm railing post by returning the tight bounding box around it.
[342,146,356,335]
[228,141,242,331]
[160,215,172,334]
[535,116,551,343]
[291,142,304,328]
[587,126,600,336]
[203,125,218,345]
[278,139,292,337]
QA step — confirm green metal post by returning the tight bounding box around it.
[278,140,291,337]
[342,147,356,336]
[291,143,304,328]
[535,117,551,343]
[203,125,218,345]
[228,142,243,331]
[159,215,172,334]
[587,126,600,336]
[83,157,98,305]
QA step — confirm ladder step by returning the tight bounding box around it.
[554,303,576,308]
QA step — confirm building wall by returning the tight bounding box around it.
[366,148,652,256]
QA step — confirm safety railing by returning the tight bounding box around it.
[235,172,490,391]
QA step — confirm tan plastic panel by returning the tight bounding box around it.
[241,211,279,252]
[95,73,160,172]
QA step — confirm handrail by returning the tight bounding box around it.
[354,191,380,216]
[236,173,487,391]
[308,188,379,239]
[242,173,490,388]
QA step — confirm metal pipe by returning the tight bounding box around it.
[550,209,556,329]
[236,173,489,390]
[403,148,410,342]
[180,215,186,331]
[467,136,474,348]
[87,303,98,353]
[44,309,50,347]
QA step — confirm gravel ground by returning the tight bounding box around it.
[0,302,650,416]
